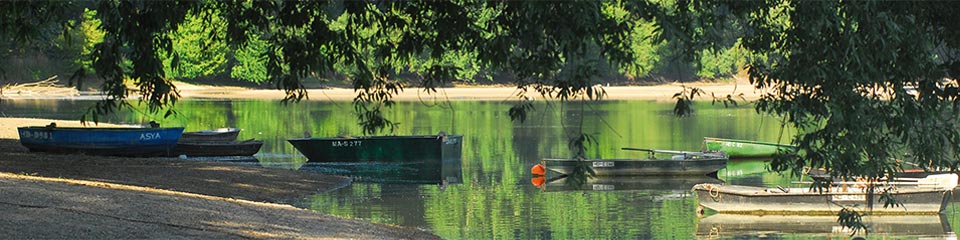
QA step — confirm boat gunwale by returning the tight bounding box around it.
[692,183,952,197]
[703,137,795,148]
[176,140,263,147]
[18,126,184,131]
[288,134,463,141]
[542,157,728,163]
[182,128,239,135]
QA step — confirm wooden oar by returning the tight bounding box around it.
[620,147,711,156]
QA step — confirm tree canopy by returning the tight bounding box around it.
[4,0,960,183]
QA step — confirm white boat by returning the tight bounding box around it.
[692,174,958,215]
[179,128,240,143]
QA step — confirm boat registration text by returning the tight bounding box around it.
[831,195,866,201]
[20,130,53,140]
[332,140,362,147]
[592,161,614,167]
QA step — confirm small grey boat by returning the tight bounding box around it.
[540,148,728,176]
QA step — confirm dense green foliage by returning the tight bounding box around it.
[2,2,746,86]
[164,9,229,81]
[683,1,960,181]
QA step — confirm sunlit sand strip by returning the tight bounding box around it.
[0,172,303,210]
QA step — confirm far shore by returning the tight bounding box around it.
[2,78,765,102]
[177,80,765,101]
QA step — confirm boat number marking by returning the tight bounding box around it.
[21,131,53,140]
[592,184,615,191]
[831,226,853,234]
[831,195,866,201]
[592,162,614,168]
[332,141,362,147]
[140,133,162,141]
[722,142,743,148]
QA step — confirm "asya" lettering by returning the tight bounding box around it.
[140,132,162,141]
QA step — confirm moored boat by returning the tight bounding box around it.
[173,139,263,157]
[536,175,723,192]
[179,128,240,143]
[288,133,462,163]
[18,126,184,157]
[540,149,728,176]
[703,137,795,158]
[692,174,958,215]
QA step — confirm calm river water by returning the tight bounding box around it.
[3,98,958,239]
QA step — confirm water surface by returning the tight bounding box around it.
[3,98,955,239]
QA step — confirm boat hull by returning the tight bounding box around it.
[287,135,462,163]
[541,157,728,176]
[18,127,184,157]
[692,183,952,215]
[539,175,723,192]
[173,140,263,157]
[704,137,795,158]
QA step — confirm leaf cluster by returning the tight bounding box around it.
[663,1,960,179]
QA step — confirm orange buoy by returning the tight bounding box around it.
[531,176,545,188]
[531,164,546,176]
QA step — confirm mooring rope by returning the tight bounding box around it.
[709,226,721,238]
[704,184,722,201]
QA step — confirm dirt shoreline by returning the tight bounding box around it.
[175,80,765,101]
[2,79,764,101]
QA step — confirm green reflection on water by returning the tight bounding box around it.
[10,99,951,239]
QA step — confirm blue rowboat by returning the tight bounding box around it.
[18,126,184,157]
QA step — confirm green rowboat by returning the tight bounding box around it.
[703,137,796,158]
[288,134,462,163]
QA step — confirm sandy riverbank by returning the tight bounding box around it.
[1,78,765,102]
[174,80,764,101]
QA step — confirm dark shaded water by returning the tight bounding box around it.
[3,98,957,239]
